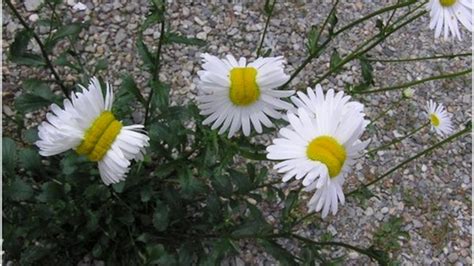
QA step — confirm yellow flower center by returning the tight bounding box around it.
[306,136,346,178]
[430,114,440,127]
[439,0,456,7]
[229,67,260,106]
[76,111,122,161]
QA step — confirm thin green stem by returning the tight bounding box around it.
[333,0,417,35]
[367,52,472,63]
[256,0,276,57]
[367,96,404,128]
[356,68,472,94]
[45,1,88,78]
[5,0,69,99]
[281,0,339,88]
[314,0,340,49]
[144,6,166,127]
[384,0,400,27]
[312,9,427,87]
[366,122,429,155]
[289,233,379,261]
[348,125,471,196]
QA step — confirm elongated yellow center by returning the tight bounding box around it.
[306,136,346,178]
[76,111,122,161]
[229,67,260,106]
[439,0,456,7]
[430,114,440,127]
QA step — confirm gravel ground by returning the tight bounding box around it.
[3,0,472,265]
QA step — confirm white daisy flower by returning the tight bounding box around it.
[426,100,454,136]
[266,85,369,218]
[196,53,294,138]
[427,0,472,40]
[36,77,150,185]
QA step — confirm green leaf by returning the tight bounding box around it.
[329,49,342,72]
[9,29,46,66]
[50,23,84,43]
[54,52,81,71]
[23,127,39,144]
[7,178,34,201]
[15,93,53,113]
[263,0,276,15]
[19,148,42,172]
[229,169,252,193]
[146,244,176,265]
[258,239,297,265]
[22,78,49,92]
[327,12,338,36]
[153,199,169,231]
[37,182,64,203]
[150,80,170,112]
[306,26,319,55]
[121,74,145,104]
[140,185,153,202]
[9,29,32,58]
[360,56,374,86]
[3,138,17,177]
[282,190,299,220]
[165,32,207,46]
[211,174,233,196]
[136,37,155,71]
[94,58,108,73]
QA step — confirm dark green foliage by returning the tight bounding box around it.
[3,0,428,264]
[373,216,410,254]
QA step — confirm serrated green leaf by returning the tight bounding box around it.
[150,80,169,112]
[50,23,84,42]
[23,127,39,144]
[360,56,374,85]
[19,148,42,172]
[258,239,297,265]
[121,74,145,104]
[15,93,53,113]
[153,200,169,231]
[136,37,155,71]
[3,138,17,177]
[282,190,299,219]
[8,178,34,201]
[37,182,64,203]
[165,32,207,46]
[329,49,342,72]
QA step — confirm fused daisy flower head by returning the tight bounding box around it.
[267,85,369,218]
[196,53,294,138]
[36,77,150,185]
[426,100,454,136]
[427,0,472,40]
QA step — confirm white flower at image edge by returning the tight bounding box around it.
[426,100,454,136]
[267,85,369,218]
[427,0,472,40]
[36,77,150,185]
[196,53,294,138]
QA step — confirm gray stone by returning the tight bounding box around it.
[24,0,43,11]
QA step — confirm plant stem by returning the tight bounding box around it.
[256,0,276,57]
[45,1,89,79]
[144,7,166,127]
[5,0,69,99]
[312,9,427,87]
[367,52,472,63]
[333,0,417,35]
[366,96,404,128]
[356,68,472,94]
[281,0,339,88]
[289,233,380,262]
[366,122,429,155]
[348,125,471,196]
